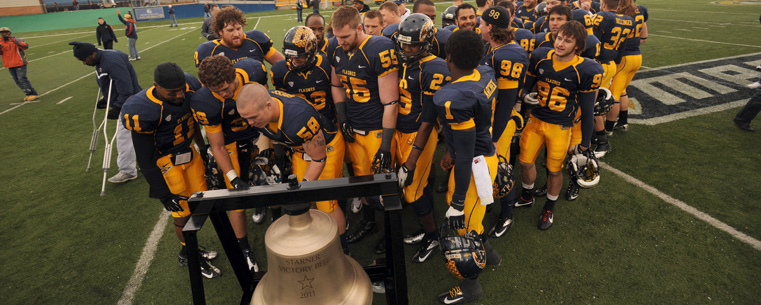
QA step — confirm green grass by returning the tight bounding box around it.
[2,0,761,304]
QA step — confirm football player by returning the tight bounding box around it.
[236,83,350,254]
[451,3,480,33]
[531,0,568,34]
[305,13,331,54]
[515,0,539,28]
[518,21,603,230]
[589,0,634,157]
[500,2,537,53]
[497,0,525,29]
[328,7,399,247]
[479,6,529,238]
[393,14,451,263]
[606,0,647,134]
[194,6,285,68]
[121,63,221,279]
[380,1,403,37]
[412,0,453,60]
[271,26,336,124]
[364,10,385,36]
[435,29,501,305]
[572,0,601,13]
[192,55,268,272]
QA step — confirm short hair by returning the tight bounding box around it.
[499,1,515,15]
[548,5,572,22]
[558,20,587,55]
[412,0,435,12]
[475,0,489,7]
[364,10,383,22]
[197,55,236,88]
[213,6,247,34]
[446,30,483,70]
[455,3,477,19]
[602,0,619,10]
[331,6,362,29]
[305,13,325,26]
[379,1,400,16]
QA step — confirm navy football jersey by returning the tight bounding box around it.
[623,5,648,56]
[397,54,451,133]
[194,30,276,67]
[382,23,399,39]
[256,90,337,153]
[328,35,399,131]
[434,65,497,159]
[515,3,537,24]
[534,32,553,49]
[534,32,601,60]
[270,53,336,123]
[481,42,528,111]
[121,73,203,158]
[525,47,604,126]
[514,28,536,53]
[431,27,452,60]
[512,17,524,30]
[572,9,594,31]
[190,61,265,144]
[532,15,549,34]
[572,1,600,13]
[590,11,635,63]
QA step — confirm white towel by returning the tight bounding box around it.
[472,155,494,205]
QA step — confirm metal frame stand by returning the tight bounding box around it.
[183,173,408,305]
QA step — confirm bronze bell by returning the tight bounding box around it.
[251,206,372,304]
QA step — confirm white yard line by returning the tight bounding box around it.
[631,100,748,126]
[649,34,761,49]
[116,210,171,305]
[56,96,73,105]
[600,162,761,252]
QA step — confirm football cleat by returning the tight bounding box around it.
[488,217,513,238]
[412,237,439,263]
[538,209,554,230]
[566,181,580,201]
[346,220,377,243]
[178,248,218,266]
[251,207,266,224]
[243,249,260,272]
[350,197,362,214]
[514,195,535,208]
[200,259,221,279]
[403,229,426,245]
[534,184,547,197]
[437,285,483,305]
[374,237,386,254]
[614,122,628,131]
[594,141,611,159]
[372,281,386,294]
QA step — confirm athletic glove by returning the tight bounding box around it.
[230,177,250,190]
[372,149,392,173]
[335,102,355,143]
[107,107,121,120]
[397,164,414,189]
[160,194,187,212]
[445,199,466,230]
[523,92,539,106]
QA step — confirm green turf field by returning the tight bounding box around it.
[1,0,761,304]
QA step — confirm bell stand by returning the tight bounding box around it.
[183,173,408,305]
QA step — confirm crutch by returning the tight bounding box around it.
[99,79,117,196]
[86,74,109,172]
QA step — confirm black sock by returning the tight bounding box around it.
[596,130,608,144]
[271,207,282,220]
[340,233,349,254]
[425,229,439,240]
[500,187,515,219]
[362,203,375,222]
[180,245,187,256]
[521,186,534,200]
[605,120,616,132]
[543,198,557,211]
[238,237,251,252]
[620,110,628,125]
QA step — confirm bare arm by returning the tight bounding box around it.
[378,71,399,130]
[302,130,328,181]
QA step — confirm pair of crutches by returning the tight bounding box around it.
[85,74,117,196]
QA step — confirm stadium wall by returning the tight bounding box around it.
[0,0,44,17]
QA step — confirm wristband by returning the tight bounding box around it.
[226,170,238,182]
[412,144,424,151]
[383,100,399,106]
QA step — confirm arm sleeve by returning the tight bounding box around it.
[578,91,596,148]
[492,87,520,141]
[131,131,172,199]
[96,29,102,44]
[451,128,476,203]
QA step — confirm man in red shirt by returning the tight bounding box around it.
[0,27,38,101]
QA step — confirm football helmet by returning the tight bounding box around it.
[249,148,283,186]
[282,26,319,72]
[395,13,436,63]
[204,148,226,190]
[492,155,514,198]
[594,87,614,116]
[441,6,457,28]
[439,224,486,279]
[566,149,600,188]
[535,2,547,18]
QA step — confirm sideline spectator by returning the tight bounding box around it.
[168,5,178,27]
[312,0,320,15]
[204,2,211,18]
[73,0,79,11]
[296,0,304,22]
[96,17,118,49]
[117,9,141,61]
[201,4,220,40]
[0,27,38,101]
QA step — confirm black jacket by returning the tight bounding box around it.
[96,22,118,45]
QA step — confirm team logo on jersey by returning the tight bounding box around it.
[539,68,545,75]
[228,109,235,115]
[327,145,334,152]
[374,131,382,138]
[219,52,225,56]
[288,81,294,87]
[161,165,172,175]
[335,56,340,63]
[165,115,172,122]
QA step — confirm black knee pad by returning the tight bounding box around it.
[411,186,434,217]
